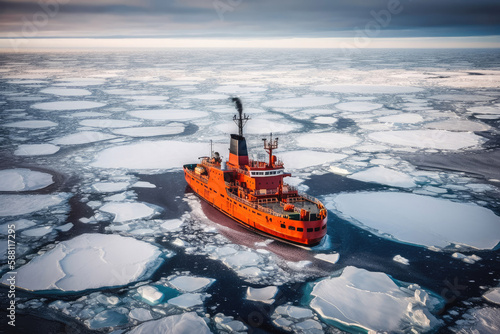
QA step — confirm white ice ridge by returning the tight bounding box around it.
[99,202,158,222]
[128,312,211,334]
[128,109,208,121]
[0,233,163,292]
[14,144,60,156]
[368,130,483,150]
[92,140,225,170]
[0,168,53,191]
[296,133,359,149]
[0,194,68,217]
[111,126,185,137]
[278,150,346,169]
[3,120,58,128]
[262,97,339,108]
[246,286,278,304]
[32,101,106,111]
[51,131,116,145]
[348,166,416,188]
[327,192,500,250]
[309,266,442,333]
[312,84,423,94]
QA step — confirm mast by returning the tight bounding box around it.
[262,132,278,167]
[231,97,250,137]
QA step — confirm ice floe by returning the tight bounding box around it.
[14,144,60,156]
[169,276,214,293]
[133,181,156,188]
[309,266,442,333]
[278,150,346,170]
[32,101,106,111]
[80,119,142,128]
[451,252,482,264]
[296,133,359,149]
[378,114,424,124]
[426,119,491,132]
[40,88,91,96]
[99,202,158,222]
[216,118,301,135]
[313,253,339,264]
[450,307,500,334]
[128,109,209,121]
[0,168,53,191]
[137,285,164,304]
[348,166,416,188]
[0,194,68,217]
[54,78,105,86]
[368,130,483,150]
[167,293,204,308]
[51,131,116,145]
[335,101,383,112]
[393,255,410,265]
[92,182,129,193]
[0,233,163,292]
[327,192,500,250]
[22,225,54,237]
[3,120,58,128]
[246,286,278,304]
[111,126,185,137]
[313,84,423,94]
[128,312,211,334]
[92,140,224,170]
[262,97,339,108]
[483,287,500,305]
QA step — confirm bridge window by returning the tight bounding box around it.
[280,224,285,228]
[307,228,313,232]
[288,226,295,231]
[322,225,326,230]
[314,227,320,232]
[297,227,303,232]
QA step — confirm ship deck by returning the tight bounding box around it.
[259,198,321,216]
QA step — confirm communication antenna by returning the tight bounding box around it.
[262,132,278,167]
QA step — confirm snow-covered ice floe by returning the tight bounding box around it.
[483,287,500,305]
[278,150,346,170]
[128,109,208,121]
[326,192,500,250]
[169,276,215,293]
[32,101,106,111]
[308,266,443,333]
[51,131,116,145]
[312,84,423,94]
[348,166,415,188]
[111,126,185,137]
[0,168,53,191]
[0,193,69,217]
[40,88,92,96]
[368,130,483,150]
[0,233,164,292]
[128,312,211,334]
[262,97,339,108]
[3,120,58,128]
[246,286,278,304]
[450,307,500,334]
[99,202,159,223]
[14,144,60,156]
[80,119,142,128]
[296,133,359,149]
[92,140,225,170]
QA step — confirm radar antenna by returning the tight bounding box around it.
[231,97,250,136]
[262,132,279,167]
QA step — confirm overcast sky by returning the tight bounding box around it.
[1,0,499,48]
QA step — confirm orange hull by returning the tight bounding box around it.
[184,167,327,246]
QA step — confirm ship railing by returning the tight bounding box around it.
[227,166,250,177]
[297,192,324,208]
[201,160,221,169]
[227,190,288,218]
[186,169,208,183]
